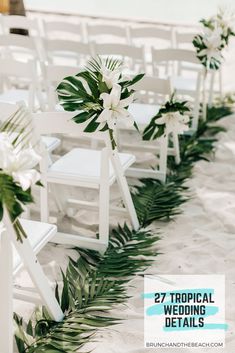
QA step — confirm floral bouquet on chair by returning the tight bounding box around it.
[56,57,144,149]
[143,95,191,141]
[193,8,235,71]
[0,106,41,242]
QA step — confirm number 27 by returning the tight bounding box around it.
[154,292,166,303]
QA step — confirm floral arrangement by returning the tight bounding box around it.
[193,8,235,70]
[143,95,190,141]
[56,57,144,149]
[0,107,41,242]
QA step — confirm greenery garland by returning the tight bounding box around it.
[13,103,232,353]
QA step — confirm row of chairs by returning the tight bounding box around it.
[0,14,197,48]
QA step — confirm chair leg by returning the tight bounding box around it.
[0,232,13,353]
[110,150,139,230]
[159,136,168,183]
[11,232,64,322]
[172,132,180,165]
[40,182,49,223]
[98,148,110,248]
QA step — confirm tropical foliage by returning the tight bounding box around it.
[0,106,41,242]
[57,57,144,149]
[143,94,190,141]
[193,8,235,70]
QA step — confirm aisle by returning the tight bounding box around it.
[84,114,235,353]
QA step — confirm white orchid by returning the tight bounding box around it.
[198,27,223,65]
[98,84,134,130]
[0,132,41,191]
[156,111,190,135]
[100,64,121,89]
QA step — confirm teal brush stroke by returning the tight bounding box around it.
[146,303,218,317]
[142,288,214,299]
[163,323,228,332]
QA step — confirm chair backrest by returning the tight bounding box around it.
[91,42,145,73]
[2,15,40,36]
[0,59,38,112]
[130,26,174,47]
[43,20,83,41]
[0,101,40,152]
[131,75,172,104]
[33,111,109,142]
[87,23,128,43]
[0,33,39,62]
[151,48,201,76]
[44,38,91,66]
[175,31,197,49]
[44,64,80,110]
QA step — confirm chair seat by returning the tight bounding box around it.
[172,76,198,93]
[128,103,160,128]
[13,219,57,276]
[47,148,136,187]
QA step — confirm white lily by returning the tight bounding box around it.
[156,111,190,135]
[198,27,223,64]
[100,64,121,89]
[98,84,134,129]
[0,132,41,191]
[11,148,41,191]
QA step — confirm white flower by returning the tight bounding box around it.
[11,149,41,191]
[98,84,134,129]
[156,111,190,135]
[198,27,223,65]
[0,132,41,191]
[100,65,121,89]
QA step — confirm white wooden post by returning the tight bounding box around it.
[202,69,207,121]
[98,147,110,247]
[159,135,168,183]
[109,148,139,230]
[0,224,13,353]
[9,221,64,322]
[172,132,181,165]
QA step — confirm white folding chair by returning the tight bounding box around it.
[117,76,177,182]
[2,15,40,36]
[174,30,197,49]
[86,22,129,44]
[33,111,139,253]
[129,26,174,74]
[43,63,80,110]
[44,38,91,67]
[0,57,44,112]
[130,26,174,47]
[0,33,40,62]
[0,211,64,353]
[43,20,83,41]
[0,101,60,165]
[91,42,145,74]
[151,48,202,131]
